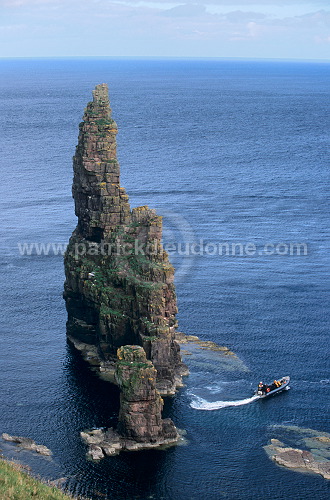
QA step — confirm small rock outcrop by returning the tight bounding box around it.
[264,426,330,481]
[1,433,52,456]
[64,84,186,395]
[80,346,180,459]
[266,439,330,480]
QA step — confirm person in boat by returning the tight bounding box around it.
[258,382,268,394]
[269,380,282,391]
[258,379,284,395]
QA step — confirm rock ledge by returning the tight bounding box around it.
[81,426,182,460]
[1,433,52,456]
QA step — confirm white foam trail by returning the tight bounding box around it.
[190,394,260,410]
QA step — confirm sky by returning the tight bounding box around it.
[0,0,329,60]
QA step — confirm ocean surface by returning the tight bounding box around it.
[0,58,329,500]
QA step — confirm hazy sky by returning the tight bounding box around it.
[0,0,329,60]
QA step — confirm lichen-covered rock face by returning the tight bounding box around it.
[115,346,178,443]
[64,84,185,394]
[72,83,130,241]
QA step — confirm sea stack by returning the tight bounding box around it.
[80,345,180,458]
[64,84,186,395]
[116,346,178,442]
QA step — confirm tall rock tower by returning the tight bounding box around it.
[72,84,131,241]
[115,346,178,443]
[64,84,185,395]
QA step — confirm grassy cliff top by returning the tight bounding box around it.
[0,459,77,500]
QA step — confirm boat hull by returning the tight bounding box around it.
[256,376,290,398]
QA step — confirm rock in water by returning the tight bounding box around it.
[64,84,186,394]
[80,346,180,458]
[264,427,330,480]
[115,345,178,443]
[1,433,52,456]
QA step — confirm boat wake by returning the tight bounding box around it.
[190,394,260,410]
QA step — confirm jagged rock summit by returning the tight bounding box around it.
[71,83,131,240]
[64,84,186,395]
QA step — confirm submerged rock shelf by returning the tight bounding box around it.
[176,332,249,374]
[1,434,52,457]
[264,425,330,480]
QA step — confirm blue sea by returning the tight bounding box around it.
[0,58,329,500]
